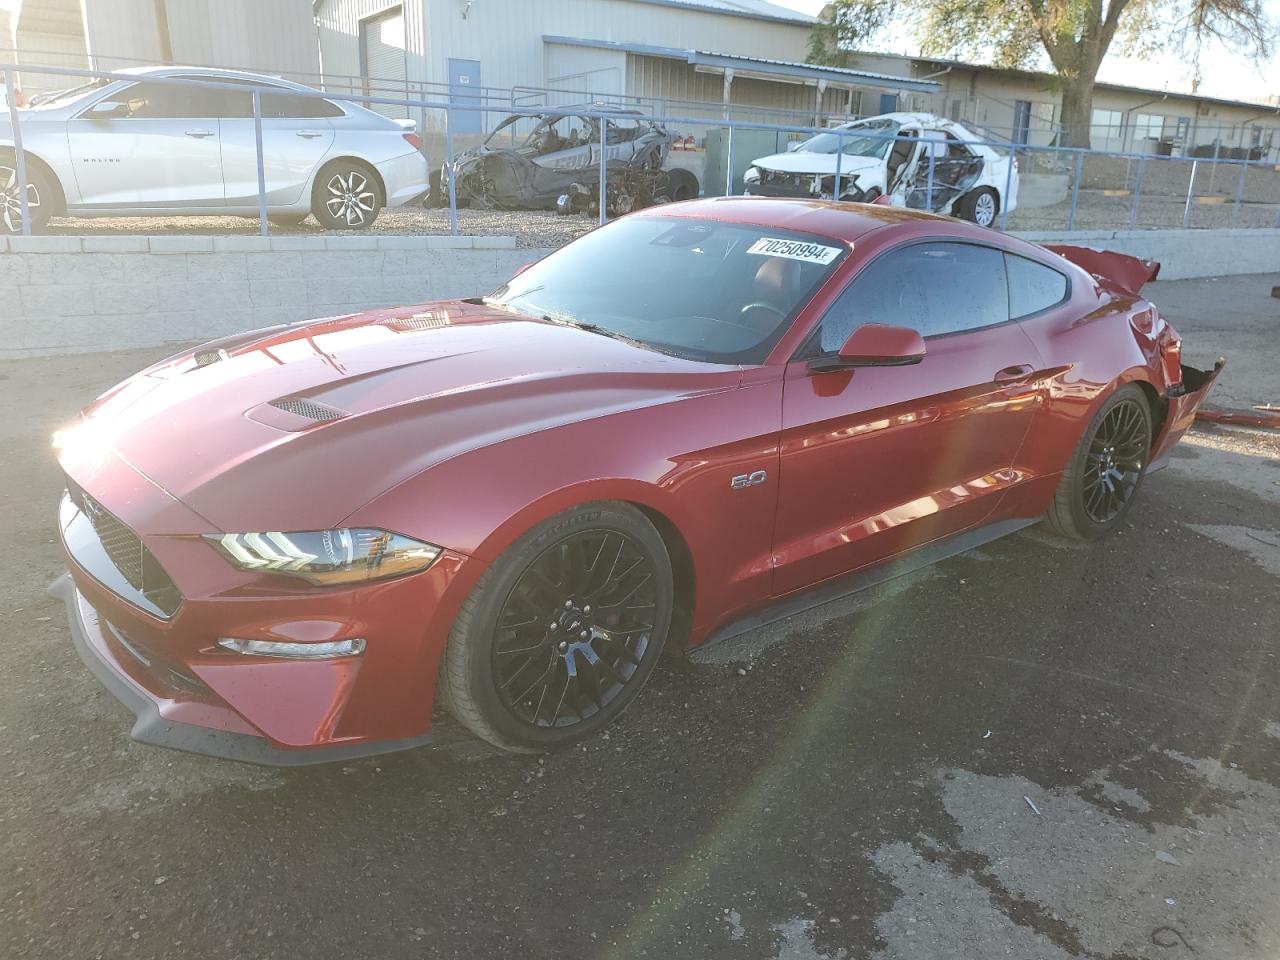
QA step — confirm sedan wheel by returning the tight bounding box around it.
[1044,385,1152,540]
[442,503,673,752]
[311,162,382,230]
[1,162,49,235]
[970,188,998,226]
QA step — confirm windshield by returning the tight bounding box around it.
[795,119,902,159]
[486,216,846,364]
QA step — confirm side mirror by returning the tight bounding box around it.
[85,100,131,120]
[809,323,926,372]
[786,140,803,153]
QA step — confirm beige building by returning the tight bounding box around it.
[848,51,1280,159]
[313,0,940,131]
[2,0,320,95]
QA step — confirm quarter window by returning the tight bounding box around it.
[817,242,1008,352]
[261,92,345,119]
[1005,253,1068,318]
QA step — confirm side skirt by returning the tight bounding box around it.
[702,516,1038,648]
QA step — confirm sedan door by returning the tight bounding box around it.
[771,240,1045,596]
[66,80,227,208]
[217,87,338,207]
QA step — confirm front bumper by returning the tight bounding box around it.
[55,485,480,765]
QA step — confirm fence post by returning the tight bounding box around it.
[998,147,1013,231]
[252,88,268,237]
[1182,159,1197,229]
[1067,151,1081,231]
[445,108,459,237]
[925,148,935,212]
[833,130,842,201]
[1128,155,1144,230]
[598,113,608,226]
[1231,158,1247,227]
[4,68,32,236]
[724,122,734,197]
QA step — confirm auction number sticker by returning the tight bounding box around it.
[746,237,842,265]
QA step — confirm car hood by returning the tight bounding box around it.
[60,301,740,534]
[751,152,884,177]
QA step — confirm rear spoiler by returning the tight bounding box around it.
[1044,245,1161,296]
[394,117,417,131]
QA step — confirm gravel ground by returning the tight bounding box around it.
[0,276,1277,960]
[43,186,1279,246]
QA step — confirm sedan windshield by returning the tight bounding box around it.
[486,217,846,364]
[795,119,901,159]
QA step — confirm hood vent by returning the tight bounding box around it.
[384,311,452,333]
[269,397,346,423]
[194,348,230,367]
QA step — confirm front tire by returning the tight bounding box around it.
[1,153,54,234]
[1043,385,1153,541]
[441,502,674,752]
[311,160,383,230]
[959,186,999,227]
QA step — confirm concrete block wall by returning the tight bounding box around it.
[0,235,552,358]
[1011,228,1280,280]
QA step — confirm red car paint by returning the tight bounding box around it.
[54,198,1221,764]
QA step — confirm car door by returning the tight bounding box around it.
[771,240,1046,596]
[65,80,227,208]
[216,85,338,207]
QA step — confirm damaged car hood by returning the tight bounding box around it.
[752,153,884,177]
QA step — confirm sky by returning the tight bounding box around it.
[769,0,1280,105]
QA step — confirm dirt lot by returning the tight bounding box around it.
[0,276,1277,960]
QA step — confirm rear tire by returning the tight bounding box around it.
[311,159,383,230]
[441,502,673,753]
[1,152,54,234]
[664,168,699,202]
[1043,385,1152,541]
[959,186,999,227]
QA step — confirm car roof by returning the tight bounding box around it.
[636,196,982,245]
[115,65,319,93]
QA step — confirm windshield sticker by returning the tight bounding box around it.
[746,238,842,265]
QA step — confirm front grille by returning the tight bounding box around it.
[66,480,182,618]
[269,397,345,422]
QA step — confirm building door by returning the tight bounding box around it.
[448,58,483,134]
[361,6,408,119]
[878,93,898,114]
[1013,100,1031,144]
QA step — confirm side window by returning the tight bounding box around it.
[1005,253,1068,318]
[111,80,245,119]
[818,242,1008,352]
[261,92,344,119]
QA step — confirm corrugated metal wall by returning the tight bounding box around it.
[163,0,319,80]
[316,0,428,97]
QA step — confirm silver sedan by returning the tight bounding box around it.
[0,66,429,233]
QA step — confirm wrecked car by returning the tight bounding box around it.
[433,104,699,212]
[744,112,1019,226]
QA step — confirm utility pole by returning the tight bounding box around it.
[153,0,172,63]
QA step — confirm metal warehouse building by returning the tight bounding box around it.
[312,0,940,131]
[2,0,320,95]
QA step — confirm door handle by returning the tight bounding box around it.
[993,364,1036,384]
[296,130,324,139]
[185,129,214,139]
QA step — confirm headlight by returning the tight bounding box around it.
[206,529,441,585]
[743,165,761,184]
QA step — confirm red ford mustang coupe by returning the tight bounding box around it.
[52,199,1220,764]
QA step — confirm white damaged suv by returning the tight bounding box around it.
[744,112,1018,227]
[0,66,429,234]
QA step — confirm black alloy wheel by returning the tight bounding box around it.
[1081,397,1148,523]
[441,502,673,752]
[493,530,657,728]
[1044,384,1153,540]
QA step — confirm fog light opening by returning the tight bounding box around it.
[216,637,367,659]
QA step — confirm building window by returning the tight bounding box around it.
[1090,108,1124,143]
[1132,114,1164,141]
